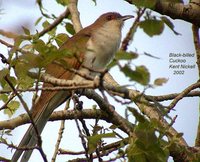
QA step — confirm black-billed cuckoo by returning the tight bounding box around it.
[12,12,134,161]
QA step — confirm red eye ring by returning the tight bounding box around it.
[107,15,115,20]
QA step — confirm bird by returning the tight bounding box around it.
[11,12,134,161]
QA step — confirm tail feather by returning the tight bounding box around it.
[11,126,32,162]
[11,91,71,162]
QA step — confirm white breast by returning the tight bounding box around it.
[84,21,122,71]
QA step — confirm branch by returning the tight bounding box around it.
[192,25,200,76]
[29,72,97,87]
[125,0,200,26]
[145,90,200,101]
[155,1,200,26]
[0,8,69,40]
[1,72,196,149]
[103,73,195,161]
[192,24,200,147]
[121,8,145,51]
[0,39,13,48]
[4,76,38,129]
[1,80,199,161]
[68,0,82,32]
[168,81,200,112]
[79,89,135,137]
[0,92,16,111]
[157,1,200,27]
[59,138,128,160]
[0,139,63,162]
[38,8,70,38]
[4,76,48,162]
[51,100,70,162]
[0,109,109,130]
[71,95,92,161]
[103,77,188,146]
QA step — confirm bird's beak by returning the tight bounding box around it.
[121,15,134,21]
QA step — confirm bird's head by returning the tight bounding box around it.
[94,12,134,29]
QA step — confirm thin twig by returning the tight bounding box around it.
[0,8,70,40]
[58,149,85,155]
[51,100,70,162]
[120,8,146,51]
[0,39,14,48]
[59,138,129,161]
[192,25,200,76]
[80,89,134,136]
[39,8,70,38]
[0,53,9,64]
[0,93,16,111]
[103,70,188,146]
[1,140,38,152]
[4,76,48,162]
[145,90,200,101]
[167,81,200,112]
[73,96,91,161]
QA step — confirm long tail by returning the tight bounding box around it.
[11,91,71,162]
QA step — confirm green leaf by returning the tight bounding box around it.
[15,62,35,88]
[0,94,8,102]
[135,122,157,146]
[56,0,69,6]
[107,60,117,69]
[88,133,115,154]
[161,16,180,35]
[144,52,160,59]
[4,101,20,117]
[55,33,69,47]
[22,26,30,35]
[108,51,138,69]
[0,68,9,80]
[14,37,23,49]
[42,20,56,36]
[109,124,118,130]
[139,19,164,37]
[115,51,138,60]
[154,78,168,86]
[13,52,39,88]
[65,22,75,35]
[0,70,17,91]
[33,39,46,53]
[17,51,41,68]
[121,65,150,85]
[9,37,23,56]
[127,120,169,162]
[128,107,145,123]
[42,20,50,28]
[35,16,43,26]
[132,0,157,8]
[92,0,97,5]
[33,39,60,67]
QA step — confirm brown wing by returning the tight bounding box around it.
[32,28,91,117]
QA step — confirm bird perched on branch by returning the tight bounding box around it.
[12,12,134,162]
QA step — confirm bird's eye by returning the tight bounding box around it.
[107,15,115,20]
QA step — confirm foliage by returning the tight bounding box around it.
[127,107,169,162]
